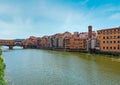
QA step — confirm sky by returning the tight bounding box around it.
[0,0,120,39]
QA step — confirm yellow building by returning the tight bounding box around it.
[97,27,120,53]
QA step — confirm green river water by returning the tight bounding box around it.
[2,48,120,85]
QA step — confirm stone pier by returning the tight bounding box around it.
[9,46,13,50]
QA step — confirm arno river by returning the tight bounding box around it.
[2,47,120,85]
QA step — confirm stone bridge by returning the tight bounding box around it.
[0,39,24,49]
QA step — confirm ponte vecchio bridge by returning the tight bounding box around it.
[0,39,24,49]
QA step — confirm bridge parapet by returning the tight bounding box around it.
[0,39,24,49]
[0,40,14,46]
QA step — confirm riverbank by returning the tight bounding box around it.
[43,48,120,63]
[37,47,120,56]
[0,48,6,85]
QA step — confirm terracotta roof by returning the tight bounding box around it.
[97,27,120,31]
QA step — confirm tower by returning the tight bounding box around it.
[88,25,92,39]
[88,25,92,51]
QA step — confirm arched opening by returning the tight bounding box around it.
[1,46,9,51]
[13,46,23,50]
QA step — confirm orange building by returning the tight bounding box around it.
[64,32,86,50]
[69,37,86,50]
[97,27,120,53]
[22,36,38,48]
[38,36,50,48]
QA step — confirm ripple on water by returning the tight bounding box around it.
[2,49,120,85]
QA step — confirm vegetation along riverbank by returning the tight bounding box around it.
[0,48,6,85]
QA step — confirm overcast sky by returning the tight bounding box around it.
[0,0,120,39]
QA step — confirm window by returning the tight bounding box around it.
[110,41,112,43]
[118,36,120,39]
[103,36,105,39]
[103,31,105,35]
[110,47,112,49]
[110,31,112,34]
[114,36,116,39]
[114,41,116,43]
[106,47,108,49]
[107,36,109,39]
[110,36,112,39]
[118,41,120,43]
[114,47,116,50]
[103,41,105,43]
[114,29,116,34]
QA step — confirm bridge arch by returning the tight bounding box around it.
[14,42,22,46]
[0,39,24,49]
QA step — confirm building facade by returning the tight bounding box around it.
[19,25,119,54]
[38,36,50,48]
[22,36,38,48]
[64,32,87,51]
[97,27,120,53]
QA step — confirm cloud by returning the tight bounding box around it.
[0,0,120,39]
[0,1,97,38]
[0,19,32,39]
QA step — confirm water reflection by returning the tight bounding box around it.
[3,49,120,85]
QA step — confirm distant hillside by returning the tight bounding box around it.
[14,39,25,41]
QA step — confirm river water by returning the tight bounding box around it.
[2,47,120,85]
